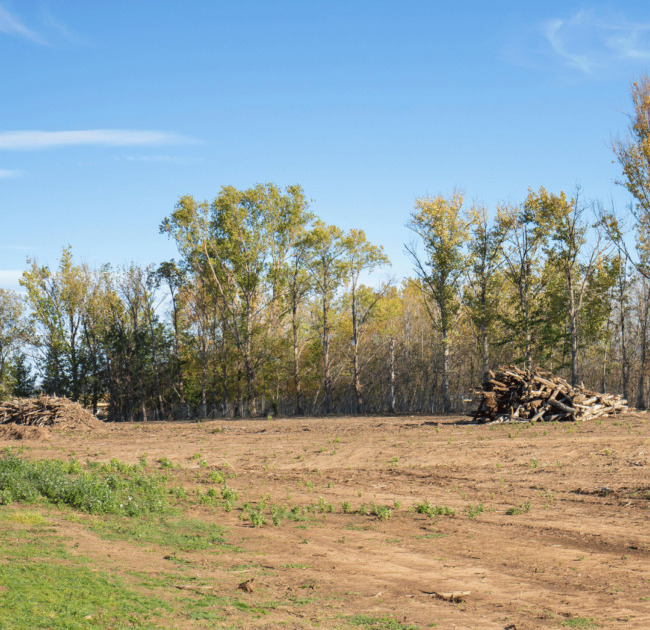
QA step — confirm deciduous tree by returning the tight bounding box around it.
[406,192,469,412]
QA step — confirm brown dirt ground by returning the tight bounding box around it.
[2,413,649,629]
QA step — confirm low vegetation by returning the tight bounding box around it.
[0,453,169,516]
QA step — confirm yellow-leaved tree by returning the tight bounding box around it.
[406,192,469,412]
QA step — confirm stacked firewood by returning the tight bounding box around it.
[472,366,628,423]
[0,396,104,431]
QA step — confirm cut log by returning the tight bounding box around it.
[471,366,627,423]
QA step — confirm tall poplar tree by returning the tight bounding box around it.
[305,221,347,414]
[406,192,469,412]
[464,204,508,381]
[341,229,389,413]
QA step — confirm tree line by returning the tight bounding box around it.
[2,77,650,420]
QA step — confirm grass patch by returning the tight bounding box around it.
[0,515,169,629]
[562,618,600,628]
[88,515,239,552]
[0,454,169,516]
[347,614,420,629]
[180,593,277,621]
[3,511,49,526]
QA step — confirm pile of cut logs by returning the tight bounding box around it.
[472,366,628,423]
[0,396,103,431]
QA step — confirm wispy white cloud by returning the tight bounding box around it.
[541,10,650,73]
[0,5,46,44]
[543,17,595,73]
[0,130,199,150]
[0,169,22,178]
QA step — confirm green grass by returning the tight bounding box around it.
[347,614,420,629]
[0,454,169,516]
[562,617,600,628]
[88,514,239,552]
[0,513,170,630]
[0,561,169,629]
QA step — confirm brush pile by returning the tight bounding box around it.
[0,396,104,432]
[472,366,628,423]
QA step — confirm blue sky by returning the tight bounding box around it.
[1,1,649,291]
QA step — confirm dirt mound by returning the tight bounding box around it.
[0,396,105,433]
[0,424,51,441]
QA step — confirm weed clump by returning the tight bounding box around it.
[241,502,268,527]
[370,503,393,521]
[0,453,169,516]
[413,501,455,518]
[220,484,239,511]
[466,503,485,519]
[506,501,531,515]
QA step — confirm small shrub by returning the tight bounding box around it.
[506,501,531,515]
[242,503,267,527]
[370,503,392,521]
[220,484,239,511]
[270,504,288,525]
[413,501,455,518]
[197,487,219,505]
[208,469,225,484]
[288,505,308,522]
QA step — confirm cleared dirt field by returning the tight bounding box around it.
[1,413,648,629]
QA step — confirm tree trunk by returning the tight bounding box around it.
[567,270,579,387]
[618,272,629,401]
[292,304,303,415]
[244,320,256,416]
[148,318,165,420]
[636,343,646,409]
[480,322,489,383]
[322,291,332,415]
[637,312,648,409]
[351,288,363,414]
[440,316,451,413]
[441,324,451,413]
[234,369,242,417]
[389,336,396,413]
[200,345,207,419]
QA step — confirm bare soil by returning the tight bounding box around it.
[3,413,649,629]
